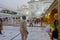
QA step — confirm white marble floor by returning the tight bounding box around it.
[0,26,50,40]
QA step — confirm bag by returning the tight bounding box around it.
[52,29,58,39]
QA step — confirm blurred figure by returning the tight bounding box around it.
[29,22,33,27]
[44,21,53,39]
[0,18,3,34]
[29,20,33,27]
[20,16,28,40]
[52,20,58,40]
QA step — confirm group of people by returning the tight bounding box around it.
[0,16,28,40]
[17,16,58,40]
[18,16,58,40]
[0,16,58,40]
[44,20,58,40]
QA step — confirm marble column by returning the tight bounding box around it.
[58,0,60,40]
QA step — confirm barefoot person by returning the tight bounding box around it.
[52,20,58,40]
[20,16,28,40]
[44,21,53,40]
[0,18,3,34]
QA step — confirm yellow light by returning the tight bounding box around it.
[26,11,29,15]
[45,14,50,19]
[48,13,50,16]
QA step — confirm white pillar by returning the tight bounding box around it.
[15,17,16,24]
[11,17,14,24]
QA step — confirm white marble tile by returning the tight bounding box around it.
[0,26,50,40]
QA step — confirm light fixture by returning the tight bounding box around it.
[48,13,50,16]
[26,11,29,15]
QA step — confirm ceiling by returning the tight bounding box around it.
[45,0,58,15]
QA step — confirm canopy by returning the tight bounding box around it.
[0,13,12,18]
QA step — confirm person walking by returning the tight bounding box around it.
[0,18,3,34]
[44,21,53,40]
[52,20,58,40]
[20,16,28,40]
